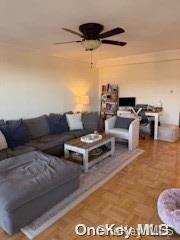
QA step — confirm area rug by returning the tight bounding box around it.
[21,144,144,239]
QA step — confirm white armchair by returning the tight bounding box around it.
[105,116,140,151]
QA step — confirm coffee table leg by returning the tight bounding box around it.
[111,138,115,156]
[83,150,89,173]
[64,146,70,159]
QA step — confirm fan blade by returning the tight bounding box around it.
[99,28,125,39]
[62,28,83,37]
[54,40,81,45]
[102,40,127,46]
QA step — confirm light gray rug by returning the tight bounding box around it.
[21,144,143,239]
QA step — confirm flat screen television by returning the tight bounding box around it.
[119,97,136,107]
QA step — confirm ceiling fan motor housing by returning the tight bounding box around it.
[79,23,104,40]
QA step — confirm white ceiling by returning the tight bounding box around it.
[0,0,180,62]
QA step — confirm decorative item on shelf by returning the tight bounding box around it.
[100,84,118,122]
[89,148,103,157]
[146,105,163,113]
[71,152,82,162]
[81,133,102,143]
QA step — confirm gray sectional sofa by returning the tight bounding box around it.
[0,112,99,161]
[0,112,100,235]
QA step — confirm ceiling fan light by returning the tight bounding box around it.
[81,39,101,51]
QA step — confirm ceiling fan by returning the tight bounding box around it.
[54,23,127,51]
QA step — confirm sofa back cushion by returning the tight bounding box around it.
[66,113,83,130]
[23,115,49,139]
[114,117,134,129]
[47,113,69,134]
[0,131,8,150]
[0,120,29,149]
[0,120,5,126]
[82,112,99,131]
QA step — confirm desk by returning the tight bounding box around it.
[145,111,162,140]
[117,109,163,140]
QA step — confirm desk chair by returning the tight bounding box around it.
[139,110,151,139]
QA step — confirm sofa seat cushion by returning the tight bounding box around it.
[0,151,81,234]
[0,149,8,161]
[7,146,36,158]
[108,128,129,140]
[65,129,92,138]
[38,134,73,143]
[0,146,36,162]
[26,134,73,151]
[0,151,80,212]
[114,117,134,129]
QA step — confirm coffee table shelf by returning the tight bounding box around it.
[64,134,115,172]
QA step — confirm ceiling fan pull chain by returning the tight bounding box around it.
[90,50,93,69]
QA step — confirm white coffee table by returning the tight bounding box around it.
[64,134,115,172]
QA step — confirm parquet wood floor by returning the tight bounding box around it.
[0,139,179,240]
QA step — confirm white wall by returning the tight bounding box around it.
[0,46,99,119]
[1,46,180,125]
[98,50,180,125]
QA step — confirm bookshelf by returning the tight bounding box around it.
[100,84,118,120]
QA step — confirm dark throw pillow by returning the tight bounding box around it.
[0,120,29,149]
[47,113,69,134]
[114,117,134,129]
[82,112,99,131]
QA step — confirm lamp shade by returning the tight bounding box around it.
[79,95,90,105]
[81,40,101,51]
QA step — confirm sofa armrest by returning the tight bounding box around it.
[129,118,139,131]
[105,116,116,132]
[128,118,140,150]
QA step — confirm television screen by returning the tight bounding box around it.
[119,97,136,107]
